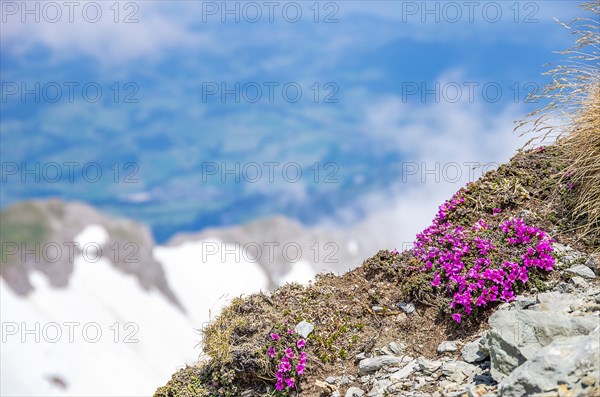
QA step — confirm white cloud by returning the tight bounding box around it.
[1,0,579,68]
[323,80,528,255]
[1,2,213,65]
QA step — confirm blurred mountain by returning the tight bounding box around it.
[0,199,181,308]
[0,198,350,396]
[168,215,374,288]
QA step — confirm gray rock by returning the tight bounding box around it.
[513,295,537,310]
[478,332,490,355]
[330,392,340,397]
[339,375,354,386]
[552,243,574,255]
[395,312,408,323]
[326,376,337,384]
[345,387,365,397]
[585,254,599,275]
[552,244,586,265]
[570,275,590,289]
[358,355,412,375]
[529,292,585,313]
[582,302,600,313]
[398,302,416,314]
[295,320,314,338]
[379,346,394,356]
[437,341,458,353]
[461,338,488,363]
[414,376,428,389]
[388,341,406,355]
[443,391,466,397]
[499,329,600,397]
[367,379,392,396]
[565,264,596,279]
[389,359,418,382]
[473,372,495,385]
[355,352,367,363]
[441,361,477,383]
[487,309,599,381]
[518,210,534,219]
[581,375,597,387]
[371,306,384,313]
[554,281,576,294]
[417,356,443,373]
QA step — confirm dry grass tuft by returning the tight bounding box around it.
[516,1,599,242]
[561,83,600,241]
[202,297,249,364]
[515,1,599,144]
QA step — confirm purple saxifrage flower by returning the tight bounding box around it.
[286,377,295,388]
[285,348,294,359]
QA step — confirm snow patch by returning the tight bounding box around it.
[1,236,270,396]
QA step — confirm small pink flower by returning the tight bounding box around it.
[278,360,292,372]
[295,364,305,375]
[270,333,280,341]
[431,273,441,287]
[285,377,295,388]
[296,339,306,349]
[285,348,295,359]
[452,313,462,323]
[288,329,295,334]
[268,347,276,358]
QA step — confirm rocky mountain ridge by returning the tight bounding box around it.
[320,244,599,397]
[0,199,182,308]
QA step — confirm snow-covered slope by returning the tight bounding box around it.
[1,225,272,396]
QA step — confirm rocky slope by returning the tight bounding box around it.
[155,145,600,397]
[322,245,599,397]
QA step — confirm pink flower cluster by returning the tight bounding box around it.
[414,193,555,323]
[267,329,307,393]
[501,218,554,271]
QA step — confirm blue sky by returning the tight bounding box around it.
[0,1,588,242]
